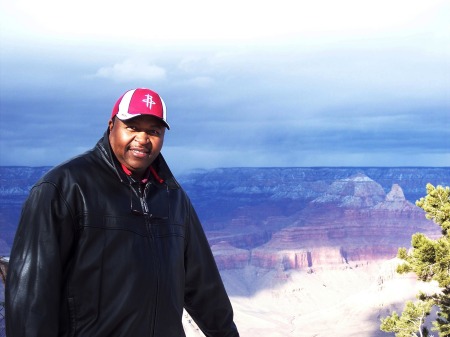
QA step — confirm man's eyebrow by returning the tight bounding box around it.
[147,124,165,129]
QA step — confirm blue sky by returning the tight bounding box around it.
[0,0,449,174]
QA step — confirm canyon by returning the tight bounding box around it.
[0,166,449,336]
[1,167,448,265]
[208,174,442,273]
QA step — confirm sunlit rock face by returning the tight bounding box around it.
[208,174,443,270]
[211,242,251,270]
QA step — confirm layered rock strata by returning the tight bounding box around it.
[210,176,441,270]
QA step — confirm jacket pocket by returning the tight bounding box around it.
[150,221,185,238]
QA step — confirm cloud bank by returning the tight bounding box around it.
[1,0,449,173]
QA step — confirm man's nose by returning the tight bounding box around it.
[134,132,149,144]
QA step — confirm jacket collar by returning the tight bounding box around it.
[96,129,180,189]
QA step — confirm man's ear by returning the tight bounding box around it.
[108,118,115,132]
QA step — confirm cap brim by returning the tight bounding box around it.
[116,114,170,130]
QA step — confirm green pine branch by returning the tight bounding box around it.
[380,184,450,337]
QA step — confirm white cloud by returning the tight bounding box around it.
[2,0,448,45]
[183,76,215,88]
[93,59,166,82]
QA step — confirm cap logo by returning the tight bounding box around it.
[143,94,156,109]
[112,88,170,129]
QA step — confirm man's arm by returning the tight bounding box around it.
[183,201,240,337]
[6,182,76,337]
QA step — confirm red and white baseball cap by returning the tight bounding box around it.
[111,88,170,129]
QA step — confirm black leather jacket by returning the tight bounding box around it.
[6,131,239,337]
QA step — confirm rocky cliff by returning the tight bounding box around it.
[207,174,443,270]
[0,167,448,266]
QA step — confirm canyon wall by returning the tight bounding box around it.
[1,167,448,268]
[208,174,444,271]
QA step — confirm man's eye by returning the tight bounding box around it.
[126,126,137,131]
[148,130,160,136]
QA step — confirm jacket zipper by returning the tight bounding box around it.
[139,183,150,215]
[142,181,160,336]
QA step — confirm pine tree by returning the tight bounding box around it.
[380,184,450,337]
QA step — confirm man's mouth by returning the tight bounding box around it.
[129,147,150,158]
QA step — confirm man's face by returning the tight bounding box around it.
[108,115,166,178]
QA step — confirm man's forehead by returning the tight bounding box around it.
[121,115,166,127]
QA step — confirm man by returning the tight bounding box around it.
[6,88,240,337]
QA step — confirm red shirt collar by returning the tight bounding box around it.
[120,164,164,184]
[120,164,151,183]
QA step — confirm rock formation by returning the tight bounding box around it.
[210,174,442,270]
[0,167,448,271]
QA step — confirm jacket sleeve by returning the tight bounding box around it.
[183,200,240,337]
[5,181,77,337]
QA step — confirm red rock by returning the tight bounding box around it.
[207,176,442,271]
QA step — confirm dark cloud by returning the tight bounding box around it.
[1,12,449,173]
